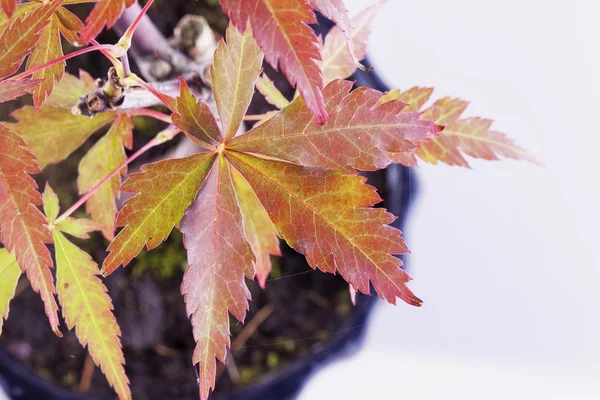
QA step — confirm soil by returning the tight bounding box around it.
[1,234,366,400]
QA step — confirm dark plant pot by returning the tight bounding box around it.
[0,31,416,400]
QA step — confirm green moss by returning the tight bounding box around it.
[132,230,187,280]
[266,352,279,369]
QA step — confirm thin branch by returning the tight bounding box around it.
[126,108,172,123]
[120,53,131,77]
[113,2,212,82]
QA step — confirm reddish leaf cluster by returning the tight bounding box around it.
[102,24,438,399]
[0,1,538,399]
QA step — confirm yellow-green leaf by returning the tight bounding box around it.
[211,23,263,140]
[103,153,217,274]
[6,105,115,168]
[230,166,280,288]
[78,114,133,240]
[255,73,289,110]
[26,17,64,109]
[43,184,60,224]
[56,217,103,239]
[0,249,21,335]
[44,70,96,109]
[53,230,130,400]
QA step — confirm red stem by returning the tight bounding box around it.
[53,128,181,225]
[121,0,155,46]
[127,108,172,123]
[89,38,121,68]
[9,45,117,81]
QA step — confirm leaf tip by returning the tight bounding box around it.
[409,296,423,307]
[53,326,63,337]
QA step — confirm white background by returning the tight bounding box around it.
[300,0,600,399]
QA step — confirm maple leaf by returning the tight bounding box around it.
[0,249,21,335]
[0,0,62,79]
[79,0,135,44]
[211,23,263,140]
[0,1,89,107]
[105,24,422,399]
[308,0,364,70]
[78,114,133,240]
[180,156,255,400]
[321,2,379,84]
[255,73,290,109]
[6,105,116,167]
[381,89,539,167]
[26,6,84,108]
[220,0,328,123]
[380,87,435,112]
[230,166,280,288]
[226,151,421,306]
[6,72,116,168]
[0,0,18,18]
[102,152,217,274]
[56,217,104,240]
[0,78,41,103]
[170,79,222,148]
[43,186,131,400]
[229,79,441,171]
[0,123,60,335]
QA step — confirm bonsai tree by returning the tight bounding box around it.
[0,0,537,399]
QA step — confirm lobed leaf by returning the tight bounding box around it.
[103,153,217,275]
[26,8,83,109]
[0,0,62,79]
[220,0,328,124]
[0,78,41,103]
[255,73,289,109]
[180,156,255,400]
[171,79,222,148]
[309,0,362,71]
[0,249,21,335]
[211,23,263,141]
[230,79,441,171]
[0,124,60,334]
[6,105,116,168]
[387,93,539,167]
[79,0,135,43]
[42,184,60,224]
[53,230,130,400]
[26,18,64,109]
[78,114,133,240]
[230,166,280,288]
[226,151,421,306]
[56,217,104,240]
[44,70,97,109]
[321,2,379,84]
[379,87,434,112]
